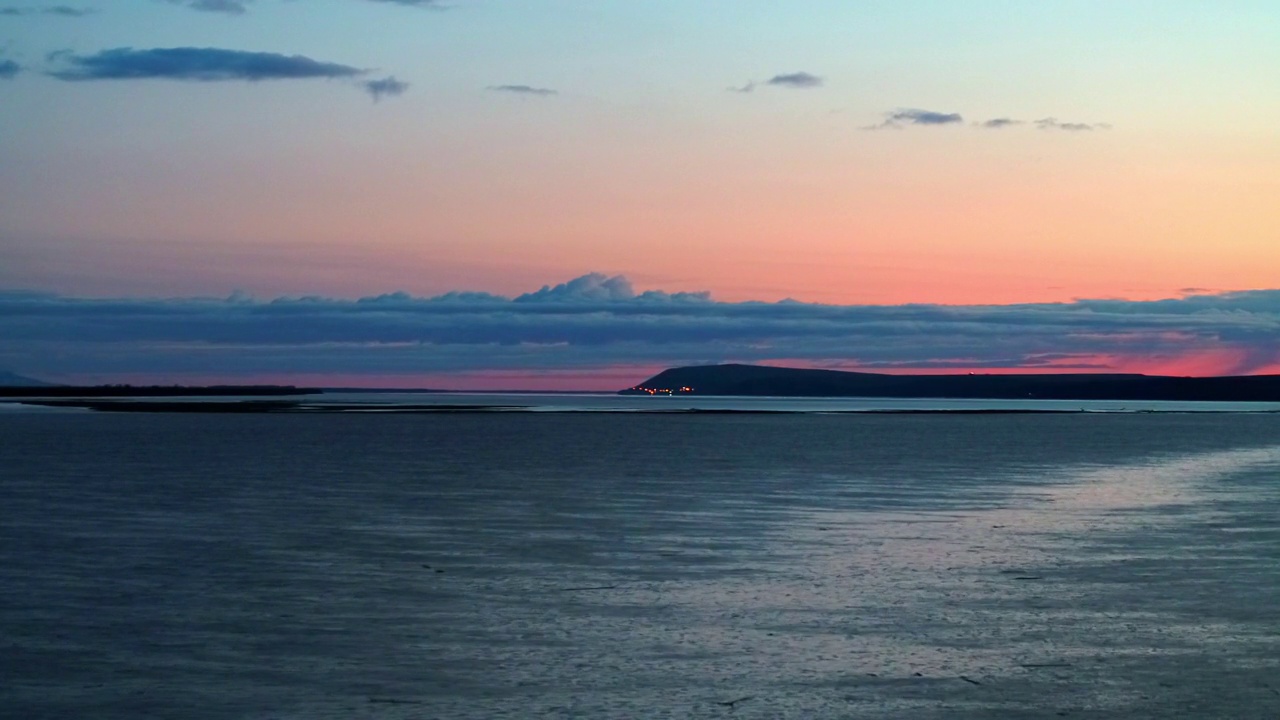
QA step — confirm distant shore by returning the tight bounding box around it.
[623,364,1280,402]
[9,399,1277,414]
[0,385,319,398]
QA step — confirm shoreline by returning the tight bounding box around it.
[8,399,1279,415]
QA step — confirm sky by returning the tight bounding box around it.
[1,1,1278,388]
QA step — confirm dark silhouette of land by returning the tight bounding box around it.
[0,371,55,387]
[0,385,319,398]
[622,364,1280,402]
[14,400,529,413]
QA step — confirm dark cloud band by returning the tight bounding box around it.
[1,274,1276,380]
[48,47,365,81]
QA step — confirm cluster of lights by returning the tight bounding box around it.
[628,386,695,395]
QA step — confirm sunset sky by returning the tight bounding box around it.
[2,1,1278,388]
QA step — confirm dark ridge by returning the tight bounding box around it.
[17,400,529,413]
[319,387,449,394]
[0,371,57,387]
[621,364,1280,402]
[0,385,319,398]
[23,400,306,413]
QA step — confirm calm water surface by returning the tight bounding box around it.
[2,413,1279,719]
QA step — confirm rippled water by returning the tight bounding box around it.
[2,413,1279,718]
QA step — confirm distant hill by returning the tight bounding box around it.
[0,371,57,387]
[622,364,1280,402]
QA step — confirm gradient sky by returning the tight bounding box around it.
[2,1,1278,387]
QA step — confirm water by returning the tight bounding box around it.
[2,412,1279,718]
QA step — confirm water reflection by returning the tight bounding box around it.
[4,414,1280,719]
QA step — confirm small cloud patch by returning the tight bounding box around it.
[728,72,822,93]
[866,108,963,130]
[765,72,823,89]
[365,0,447,7]
[487,84,557,96]
[167,0,250,14]
[363,75,408,101]
[1036,117,1110,131]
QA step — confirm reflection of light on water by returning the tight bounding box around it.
[1034,445,1280,513]
[635,444,1280,712]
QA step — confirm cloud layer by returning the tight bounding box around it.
[2,274,1277,384]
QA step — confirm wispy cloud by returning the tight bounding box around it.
[3,274,1277,383]
[365,0,446,7]
[0,5,92,16]
[883,113,1112,132]
[487,84,557,96]
[728,72,822,93]
[363,75,408,100]
[164,0,447,13]
[866,108,963,130]
[765,71,823,89]
[166,0,249,13]
[1036,117,1111,131]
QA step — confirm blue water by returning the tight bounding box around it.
[2,412,1279,718]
